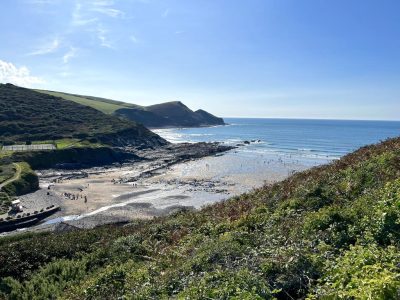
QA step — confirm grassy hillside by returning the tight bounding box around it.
[116,101,225,128]
[36,90,139,115]
[0,162,38,214]
[0,84,165,147]
[36,89,225,128]
[1,137,400,299]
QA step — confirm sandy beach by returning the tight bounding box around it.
[2,141,317,235]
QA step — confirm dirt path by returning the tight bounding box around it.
[0,163,21,190]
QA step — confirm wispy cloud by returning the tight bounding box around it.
[96,26,114,48]
[63,47,78,63]
[28,37,60,56]
[92,7,124,18]
[162,8,170,18]
[70,0,124,49]
[25,0,58,5]
[71,2,98,27]
[91,0,115,6]
[72,0,124,24]
[130,35,139,44]
[0,59,44,87]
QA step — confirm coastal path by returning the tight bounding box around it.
[0,163,22,191]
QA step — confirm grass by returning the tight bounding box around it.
[0,162,38,197]
[0,163,15,184]
[35,90,225,128]
[0,151,12,160]
[0,137,400,299]
[57,139,106,149]
[0,163,17,213]
[0,84,164,147]
[35,90,139,114]
[0,162,38,214]
[17,139,105,149]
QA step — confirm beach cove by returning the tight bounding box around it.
[4,118,400,235]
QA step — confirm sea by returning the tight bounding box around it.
[154,118,400,171]
[28,119,400,228]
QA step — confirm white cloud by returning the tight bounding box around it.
[63,47,78,63]
[130,35,139,43]
[71,0,123,49]
[26,0,58,5]
[97,26,114,48]
[162,8,170,18]
[28,37,60,56]
[92,7,124,18]
[72,0,124,23]
[0,60,45,87]
[71,2,98,27]
[91,0,115,6]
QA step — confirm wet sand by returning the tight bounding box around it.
[1,142,319,235]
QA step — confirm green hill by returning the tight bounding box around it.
[36,90,225,128]
[1,137,400,299]
[35,90,139,115]
[116,101,225,128]
[0,84,165,147]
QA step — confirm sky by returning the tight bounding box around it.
[0,0,399,120]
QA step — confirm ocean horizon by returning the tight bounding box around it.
[154,118,400,163]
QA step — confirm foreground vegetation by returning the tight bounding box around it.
[1,137,400,299]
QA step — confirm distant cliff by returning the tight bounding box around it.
[115,101,225,128]
[36,90,226,128]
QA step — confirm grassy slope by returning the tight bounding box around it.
[1,138,400,299]
[0,84,164,146]
[0,162,38,214]
[0,164,15,184]
[0,163,17,214]
[35,90,140,115]
[36,90,225,127]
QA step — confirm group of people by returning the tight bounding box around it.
[62,192,88,203]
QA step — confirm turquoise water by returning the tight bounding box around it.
[154,118,400,163]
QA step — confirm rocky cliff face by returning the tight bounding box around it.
[97,126,167,147]
[193,109,225,126]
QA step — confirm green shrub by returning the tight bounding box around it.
[310,244,400,299]
[1,138,400,299]
[177,268,276,299]
[0,259,88,300]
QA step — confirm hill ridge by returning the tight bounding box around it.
[0,84,166,147]
[36,89,225,128]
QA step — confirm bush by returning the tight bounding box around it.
[177,268,276,299]
[310,244,400,299]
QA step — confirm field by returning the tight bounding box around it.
[35,90,140,114]
[1,137,399,299]
[31,139,105,149]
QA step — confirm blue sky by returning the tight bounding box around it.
[0,0,399,120]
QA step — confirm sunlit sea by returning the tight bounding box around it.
[154,118,400,169]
